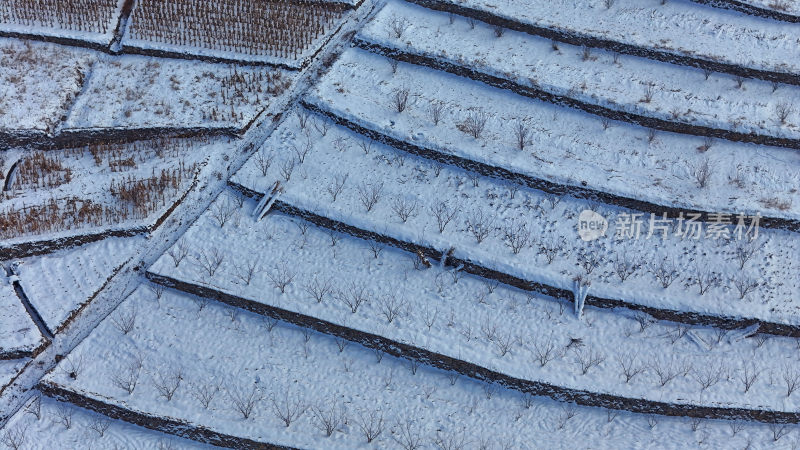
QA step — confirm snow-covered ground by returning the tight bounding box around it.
[0,0,124,45]
[45,285,799,449]
[230,110,799,327]
[455,0,800,74]
[0,280,41,356]
[0,359,27,393]
[307,48,800,220]
[151,190,800,414]
[0,395,213,449]
[64,55,293,130]
[16,236,144,332]
[0,38,94,133]
[740,0,800,15]
[362,0,800,139]
[0,136,225,243]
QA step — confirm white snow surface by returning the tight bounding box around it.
[307,47,800,220]
[363,0,800,140]
[45,284,800,449]
[456,0,800,74]
[16,236,143,332]
[231,110,800,327]
[0,38,95,133]
[151,190,800,415]
[0,280,41,355]
[1,395,213,449]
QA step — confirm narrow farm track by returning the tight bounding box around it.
[144,271,800,424]
[228,182,800,338]
[403,0,800,87]
[301,100,800,233]
[0,0,381,434]
[353,38,800,152]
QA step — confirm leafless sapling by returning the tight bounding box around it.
[465,210,495,244]
[271,388,307,427]
[89,417,111,437]
[393,418,423,450]
[690,268,722,295]
[513,119,531,150]
[167,238,189,267]
[280,158,295,182]
[1,425,27,450]
[357,181,384,212]
[357,409,385,443]
[254,149,274,176]
[228,383,263,419]
[194,247,225,277]
[650,259,679,288]
[337,281,370,313]
[533,336,558,367]
[387,16,411,38]
[392,197,418,223]
[391,87,410,113]
[378,294,406,323]
[429,201,459,233]
[191,381,220,409]
[303,276,333,303]
[291,137,312,164]
[783,364,800,397]
[573,345,606,375]
[617,353,646,383]
[111,306,137,335]
[776,102,793,124]
[111,360,142,395]
[428,102,445,125]
[267,262,295,293]
[739,362,760,393]
[24,394,41,420]
[502,219,530,254]
[731,276,758,300]
[690,157,714,188]
[234,257,259,285]
[152,367,183,401]
[211,198,237,227]
[458,110,490,139]
[311,396,347,437]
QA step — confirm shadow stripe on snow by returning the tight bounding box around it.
[688,0,800,23]
[353,38,800,152]
[402,0,800,86]
[145,269,800,424]
[39,382,295,449]
[300,100,800,233]
[229,183,800,338]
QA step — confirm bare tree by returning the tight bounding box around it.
[641,83,654,103]
[303,276,333,303]
[61,354,84,380]
[459,110,490,139]
[692,363,725,391]
[769,423,790,441]
[556,404,577,429]
[613,253,638,282]
[1,425,27,450]
[152,367,183,401]
[783,364,800,397]
[513,119,532,151]
[392,88,411,113]
[633,312,654,332]
[191,381,220,409]
[211,198,237,228]
[271,388,307,427]
[194,247,225,277]
[573,345,606,375]
[731,276,758,299]
[537,236,561,264]
[327,174,348,202]
[228,383,263,419]
[739,362,760,393]
[311,396,346,437]
[690,268,722,295]
[89,417,111,437]
[465,210,495,244]
[387,16,411,38]
[111,306,137,335]
[167,238,189,267]
[280,158,295,182]
[502,219,530,254]
[428,102,445,125]
[429,201,459,233]
[254,150,274,176]
[378,294,406,323]
[337,281,370,313]
[357,181,384,212]
[617,353,646,383]
[111,360,142,395]
[433,430,470,449]
[392,197,418,223]
[733,241,759,270]
[357,409,385,443]
[268,262,295,293]
[493,331,516,357]
[314,117,330,136]
[393,419,423,450]
[649,356,682,387]
[776,102,793,124]
[357,139,372,155]
[24,394,41,420]
[689,158,714,188]
[296,109,310,129]
[533,336,558,367]
[650,259,679,288]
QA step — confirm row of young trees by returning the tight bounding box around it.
[0,0,118,34]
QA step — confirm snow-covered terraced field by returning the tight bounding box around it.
[43,286,800,448]
[230,111,800,327]
[63,55,293,130]
[150,189,800,415]
[1,394,212,449]
[447,0,800,76]
[0,281,41,357]
[0,38,95,134]
[16,235,143,332]
[0,0,125,45]
[307,48,800,221]
[361,1,800,141]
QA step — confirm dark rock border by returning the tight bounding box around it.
[690,0,800,23]
[229,183,800,338]
[353,38,800,151]
[302,100,800,233]
[403,0,800,86]
[39,382,294,449]
[146,270,800,424]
